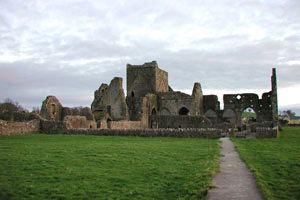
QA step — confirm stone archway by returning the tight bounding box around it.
[241,107,257,131]
[179,107,189,115]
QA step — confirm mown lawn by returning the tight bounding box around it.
[232,127,300,200]
[242,111,256,119]
[0,134,219,200]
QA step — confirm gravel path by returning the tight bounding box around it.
[207,137,264,200]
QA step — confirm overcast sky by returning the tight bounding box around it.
[0,0,299,114]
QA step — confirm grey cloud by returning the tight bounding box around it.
[0,0,299,110]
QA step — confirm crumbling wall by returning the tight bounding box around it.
[91,77,129,122]
[61,107,95,121]
[43,127,222,138]
[40,119,66,134]
[223,93,273,129]
[110,121,143,129]
[126,61,168,121]
[256,127,279,138]
[271,68,278,127]
[0,120,40,135]
[157,92,195,116]
[40,96,63,120]
[140,93,158,127]
[64,116,96,129]
[203,95,220,113]
[127,61,168,98]
[155,65,169,93]
[192,82,204,115]
[126,97,143,121]
[150,115,212,129]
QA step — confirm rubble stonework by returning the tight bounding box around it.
[91,77,129,122]
[64,116,97,129]
[0,61,279,138]
[90,61,279,138]
[0,120,40,135]
[40,96,63,120]
[40,96,96,130]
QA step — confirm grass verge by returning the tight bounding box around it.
[232,127,300,200]
[0,134,219,200]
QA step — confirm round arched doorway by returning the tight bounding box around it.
[178,107,189,115]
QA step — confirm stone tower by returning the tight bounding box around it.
[126,61,168,120]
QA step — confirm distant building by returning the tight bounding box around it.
[288,116,300,125]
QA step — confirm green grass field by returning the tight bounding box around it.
[242,111,257,119]
[0,134,219,200]
[232,127,300,200]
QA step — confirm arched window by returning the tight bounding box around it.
[179,107,189,115]
[241,107,256,124]
[131,91,135,97]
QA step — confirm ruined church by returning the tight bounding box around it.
[0,61,279,138]
[91,61,278,132]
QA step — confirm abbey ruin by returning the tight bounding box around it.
[89,61,278,135]
[0,61,278,138]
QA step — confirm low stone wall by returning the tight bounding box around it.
[64,116,97,129]
[256,127,279,138]
[234,130,251,138]
[44,128,222,138]
[110,120,144,129]
[40,119,66,134]
[0,119,40,135]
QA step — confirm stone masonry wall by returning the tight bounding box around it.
[256,127,279,138]
[64,116,97,129]
[43,128,222,138]
[110,121,144,129]
[40,119,66,134]
[91,77,129,121]
[150,115,212,129]
[0,119,40,135]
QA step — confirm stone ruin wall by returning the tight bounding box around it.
[40,119,66,134]
[0,62,273,138]
[87,62,278,138]
[64,116,97,129]
[192,83,204,115]
[150,115,212,129]
[41,126,222,138]
[157,92,196,116]
[127,61,166,98]
[256,127,279,138]
[126,61,168,121]
[109,121,144,129]
[155,65,169,93]
[40,96,62,121]
[40,96,96,130]
[91,77,129,123]
[0,119,40,135]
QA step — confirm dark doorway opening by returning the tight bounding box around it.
[151,108,156,115]
[107,118,112,129]
[179,107,189,115]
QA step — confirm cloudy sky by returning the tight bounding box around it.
[0,0,299,114]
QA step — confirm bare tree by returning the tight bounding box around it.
[32,107,40,114]
[282,110,296,118]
